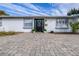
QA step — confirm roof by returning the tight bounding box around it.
[0,15,79,19]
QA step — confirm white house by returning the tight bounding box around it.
[0,15,79,32]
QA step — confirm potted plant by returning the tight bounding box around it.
[32,29,36,33]
[44,29,47,33]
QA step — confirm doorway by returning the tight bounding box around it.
[34,18,44,32]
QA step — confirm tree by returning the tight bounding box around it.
[67,8,79,16]
[67,8,79,33]
[0,10,9,16]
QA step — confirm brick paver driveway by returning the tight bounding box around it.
[0,33,79,56]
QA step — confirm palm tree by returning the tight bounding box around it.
[0,10,9,16]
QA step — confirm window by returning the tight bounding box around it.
[23,19,32,29]
[56,19,68,29]
[0,18,2,27]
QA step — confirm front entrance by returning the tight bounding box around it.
[34,19,44,32]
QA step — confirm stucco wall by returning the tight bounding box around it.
[44,18,56,32]
[45,18,72,32]
[0,18,34,32]
[0,17,78,32]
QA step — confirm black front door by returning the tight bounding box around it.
[34,19,44,32]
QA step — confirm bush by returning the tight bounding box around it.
[70,22,79,33]
[32,29,36,32]
[44,29,47,31]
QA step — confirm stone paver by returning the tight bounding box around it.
[0,33,79,56]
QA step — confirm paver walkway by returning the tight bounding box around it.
[0,33,79,56]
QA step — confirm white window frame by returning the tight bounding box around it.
[23,19,33,29]
[56,19,68,29]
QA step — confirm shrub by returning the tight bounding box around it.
[70,22,79,33]
[32,29,36,32]
[44,29,47,31]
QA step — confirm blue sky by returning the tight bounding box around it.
[0,3,79,16]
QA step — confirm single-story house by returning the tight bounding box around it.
[0,15,79,32]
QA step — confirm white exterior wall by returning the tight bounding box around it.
[45,18,56,32]
[45,18,72,32]
[0,17,78,33]
[55,19,72,32]
[0,18,34,32]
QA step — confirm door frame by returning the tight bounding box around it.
[34,18,44,32]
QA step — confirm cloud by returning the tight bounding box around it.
[54,3,79,15]
[12,3,49,16]
[23,3,41,11]
[0,3,32,16]
[0,3,79,16]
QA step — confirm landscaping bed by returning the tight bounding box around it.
[0,32,19,36]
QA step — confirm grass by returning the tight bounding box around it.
[0,32,17,36]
